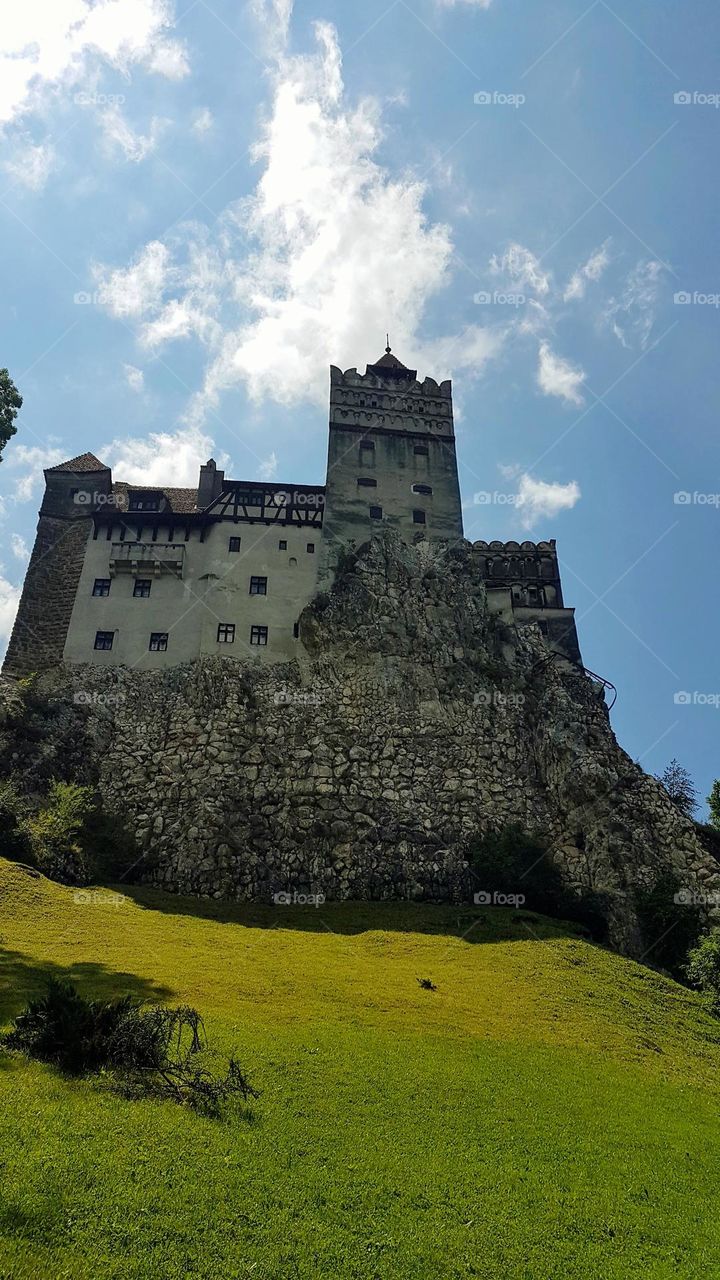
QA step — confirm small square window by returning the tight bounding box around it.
[149,632,168,652]
[94,630,114,651]
[357,477,377,487]
[250,625,268,646]
[228,536,241,552]
[279,539,287,550]
[306,543,315,554]
[369,505,383,520]
[414,445,429,457]
[217,623,235,643]
[413,509,427,525]
[133,579,152,598]
[92,578,111,597]
[250,575,268,595]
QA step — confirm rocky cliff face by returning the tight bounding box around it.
[1,532,718,956]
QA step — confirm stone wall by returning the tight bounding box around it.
[1,531,718,957]
[4,515,93,677]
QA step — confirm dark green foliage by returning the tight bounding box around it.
[636,872,703,977]
[656,759,698,818]
[20,780,93,884]
[707,780,720,831]
[468,825,610,941]
[0,781,31,862]
[0,368,22,460]
[2,980,259,1117]
[685,929,720,1014]
[417,978,437,991]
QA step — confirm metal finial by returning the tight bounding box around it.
[385,332,391,353]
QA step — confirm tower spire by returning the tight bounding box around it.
[385,332,391,354]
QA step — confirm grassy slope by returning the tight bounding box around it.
[0,859,719,1280]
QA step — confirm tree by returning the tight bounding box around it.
[685,930,720,1014]
[656,758,698,818]
[708,780,720,831]
[0,368,22,461]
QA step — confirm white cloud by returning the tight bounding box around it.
[3,139,56,191]
[490,243,550,296]
[146,38,189,80]
[604,259,665,350]
[250,0,295,50]
[537,341,585,406]
[0,1,188,127]
[100,105,168,162]
[2,443,66,501]
[10,533,30,562]
[102,425,217,487]
[0,568,21,660]
[514,473,581,528]
[258,451,279,480]
[564,239,611,302]
[124,364,144,392]
[192,107,214,136]
[95,22,502,419]
[437,0,492,7]
[94,240,171,316]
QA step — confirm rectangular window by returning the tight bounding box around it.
[293,621,299,638]
[357,477,377,487]
[94,630,114,651]
[128,494,160,511]
[92,578,111,597]
[133,579,152,598]
[249,575,268,595]
[279,539,287,550]
[149,632,168,652]
[369,505,383,519]
[250,625,268,646]
[413,509,427,525]
[306,543,315,554]
[412,483,433,495]
[228,536,241,552]
[414,445,429,456]
[217,623,235,643]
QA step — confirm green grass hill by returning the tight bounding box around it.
[1,857,719,1279]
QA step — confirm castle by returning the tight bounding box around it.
[3,349,581,676]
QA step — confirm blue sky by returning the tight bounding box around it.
[1,0,719,811]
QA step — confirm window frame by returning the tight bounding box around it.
[94,630,114,651]
[133,578,152,598]
[250,624,269,646]
[228,536,242,552]
[217,623,236,644]
[369,505,383,520]
[92,578,111,597]
[412,509,427,525]
[249,575,268,596]
[149,632,169,652]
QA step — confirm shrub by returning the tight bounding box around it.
[0,779,31,862]
[468,825,609,940]
[20,780,94,884]
[2,979,259,1117]
[635,872,703,977]
[685,930,720,1014]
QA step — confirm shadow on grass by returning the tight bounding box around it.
[0,947,173,1027]
[116,883,586,946]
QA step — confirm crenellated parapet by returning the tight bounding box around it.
[329,361,454,439]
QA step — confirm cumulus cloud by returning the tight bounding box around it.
[537,341,585,406]
[102,424,218,487]
[191,107,214,136]
[563,239,611,302]
[100,105,168,162]
[258,451,279,480]
[124,364,144,392]
[514,472,581,528]
[490,243,551,297]
[0,0,188,127]
[3,139,56,190]
[94,21,502,422]
[10,533,30,562]
[604,259,665,350]
[0,569,21,660]
[2,443,66,501]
